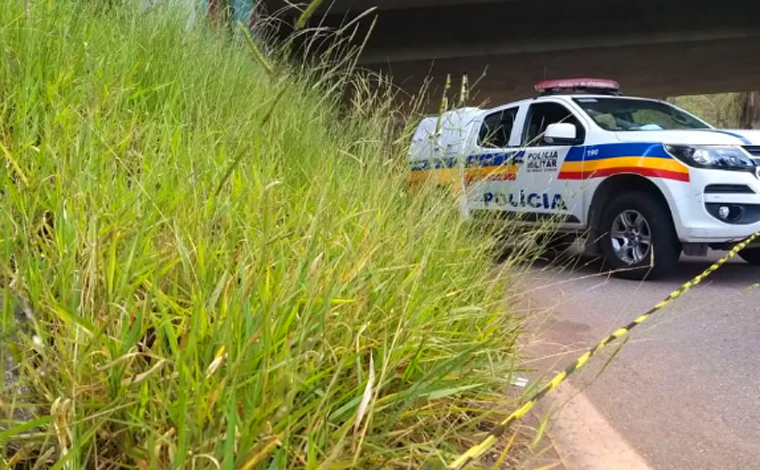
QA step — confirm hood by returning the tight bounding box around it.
[614,129,760,146]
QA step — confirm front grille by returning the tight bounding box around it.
[743,145,760,157]
[704,184,755,194]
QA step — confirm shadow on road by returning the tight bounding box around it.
[533,249,760,287]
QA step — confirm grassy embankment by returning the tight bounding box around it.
[0,1,528,468]
[672,94,743,128]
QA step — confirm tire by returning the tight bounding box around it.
[739,247,760,265]
[598,191,681,280]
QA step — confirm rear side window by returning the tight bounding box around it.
[477,107,518,148]
[523,102,585,146]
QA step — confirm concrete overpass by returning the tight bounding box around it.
[261,0,760,108]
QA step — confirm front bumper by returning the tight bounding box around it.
[670,168,760,243]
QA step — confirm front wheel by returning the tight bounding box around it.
[598,191,681,280]
[739,247,760,265]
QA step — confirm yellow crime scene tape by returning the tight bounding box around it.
[445,229,760,470]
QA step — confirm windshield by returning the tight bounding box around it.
[572,97,711,131]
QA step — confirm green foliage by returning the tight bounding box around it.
[0,0,520,468]
[672,93,743,128]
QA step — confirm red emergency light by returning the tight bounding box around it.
[534,78,620,95]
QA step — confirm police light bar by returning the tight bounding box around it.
[535,78,620,94]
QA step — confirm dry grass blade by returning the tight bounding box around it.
[0,141,29,187]
[238,436,283,470]
[335,7,377,36]
[120,359,167,387]
[353,353,375,433]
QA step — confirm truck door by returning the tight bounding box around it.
[462,105,523,214]
[511,100,587,225]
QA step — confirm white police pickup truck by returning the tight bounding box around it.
[408,78,760,280]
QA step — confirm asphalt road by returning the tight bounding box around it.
[522,248,760,470]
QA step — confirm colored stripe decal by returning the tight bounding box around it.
[559,167,690,182]
[560,156,687,173]
[411,143,689,183]
[407,166,519,186]
[410,151,523,171]
[565,142,671,162]
[705,129,751,144]
[410,143,673,168]
[558,149,689,182]
[464,165,518,182]
[407,168,461,185]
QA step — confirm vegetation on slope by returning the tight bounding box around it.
[0,1,522,468]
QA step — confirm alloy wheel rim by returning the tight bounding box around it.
[610,209,652,265]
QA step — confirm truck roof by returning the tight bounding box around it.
[416,79,667,134]
[481,93,664,115]
[477,77,652,113]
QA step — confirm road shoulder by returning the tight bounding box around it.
[536,384,652,470]
[515,276,653,470]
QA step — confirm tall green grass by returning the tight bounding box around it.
[0,1,522,468]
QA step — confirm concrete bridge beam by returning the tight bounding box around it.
[263,0,760,105]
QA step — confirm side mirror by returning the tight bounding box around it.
[544,123,581,145]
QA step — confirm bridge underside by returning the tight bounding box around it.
[372,35,760,108]
[264,0,760,108]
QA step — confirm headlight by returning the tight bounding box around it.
[664,145,756,172]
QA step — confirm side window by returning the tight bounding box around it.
[523,102,585,146]
[477,107,518,149]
